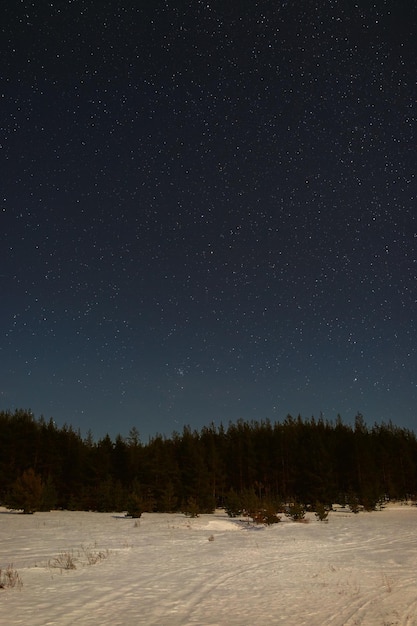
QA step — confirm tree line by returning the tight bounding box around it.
[1,409,416,514]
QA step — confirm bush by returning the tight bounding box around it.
[314,501,329,522]
[81,544,109,565]
[241,488,260,521]
[0,565,23,589]
[285,502,306,521]
[224,489,243,518]
[252,505,281,525]
[238,490,281,525]
[126,493,143,518]
[361,492,379,511]
[182,496,200,518]
[347,492,361,514]
[49,551,77,571]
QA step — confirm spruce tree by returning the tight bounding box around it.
[7,468,44,514]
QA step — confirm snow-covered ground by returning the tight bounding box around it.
[1,504,417,625]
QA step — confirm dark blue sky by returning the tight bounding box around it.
[2,1,417,441]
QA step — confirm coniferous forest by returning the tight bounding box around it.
[1,409,417,515]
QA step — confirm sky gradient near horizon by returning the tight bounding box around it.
[2,1,417,440]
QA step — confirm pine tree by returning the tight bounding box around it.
[126,492,144,518]
[7,468,44,514]
[314,501,329,522]
[182,496,200,518]
[224,488,243,518]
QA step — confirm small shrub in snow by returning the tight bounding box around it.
[361,492,379,511]
[382,572,393,593]
[251,505,281,525]
[241,488,260,521]
[49,551,77,571]
[224,489,243,518]
[285,503,306,522]
[0,565,23,590]
[347,492,361,514]
[183,496,200,518]
[314,502,330,522]
[81,544,109,565]
[229,490,281,525]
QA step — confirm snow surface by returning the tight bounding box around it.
[1,504,417,625]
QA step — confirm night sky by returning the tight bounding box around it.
[2,1,417,441]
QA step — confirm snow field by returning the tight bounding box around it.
[1,505,417,625]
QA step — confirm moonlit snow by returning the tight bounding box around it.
[1,504,417,625]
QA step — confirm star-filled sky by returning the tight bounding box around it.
[2,1,417,441]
